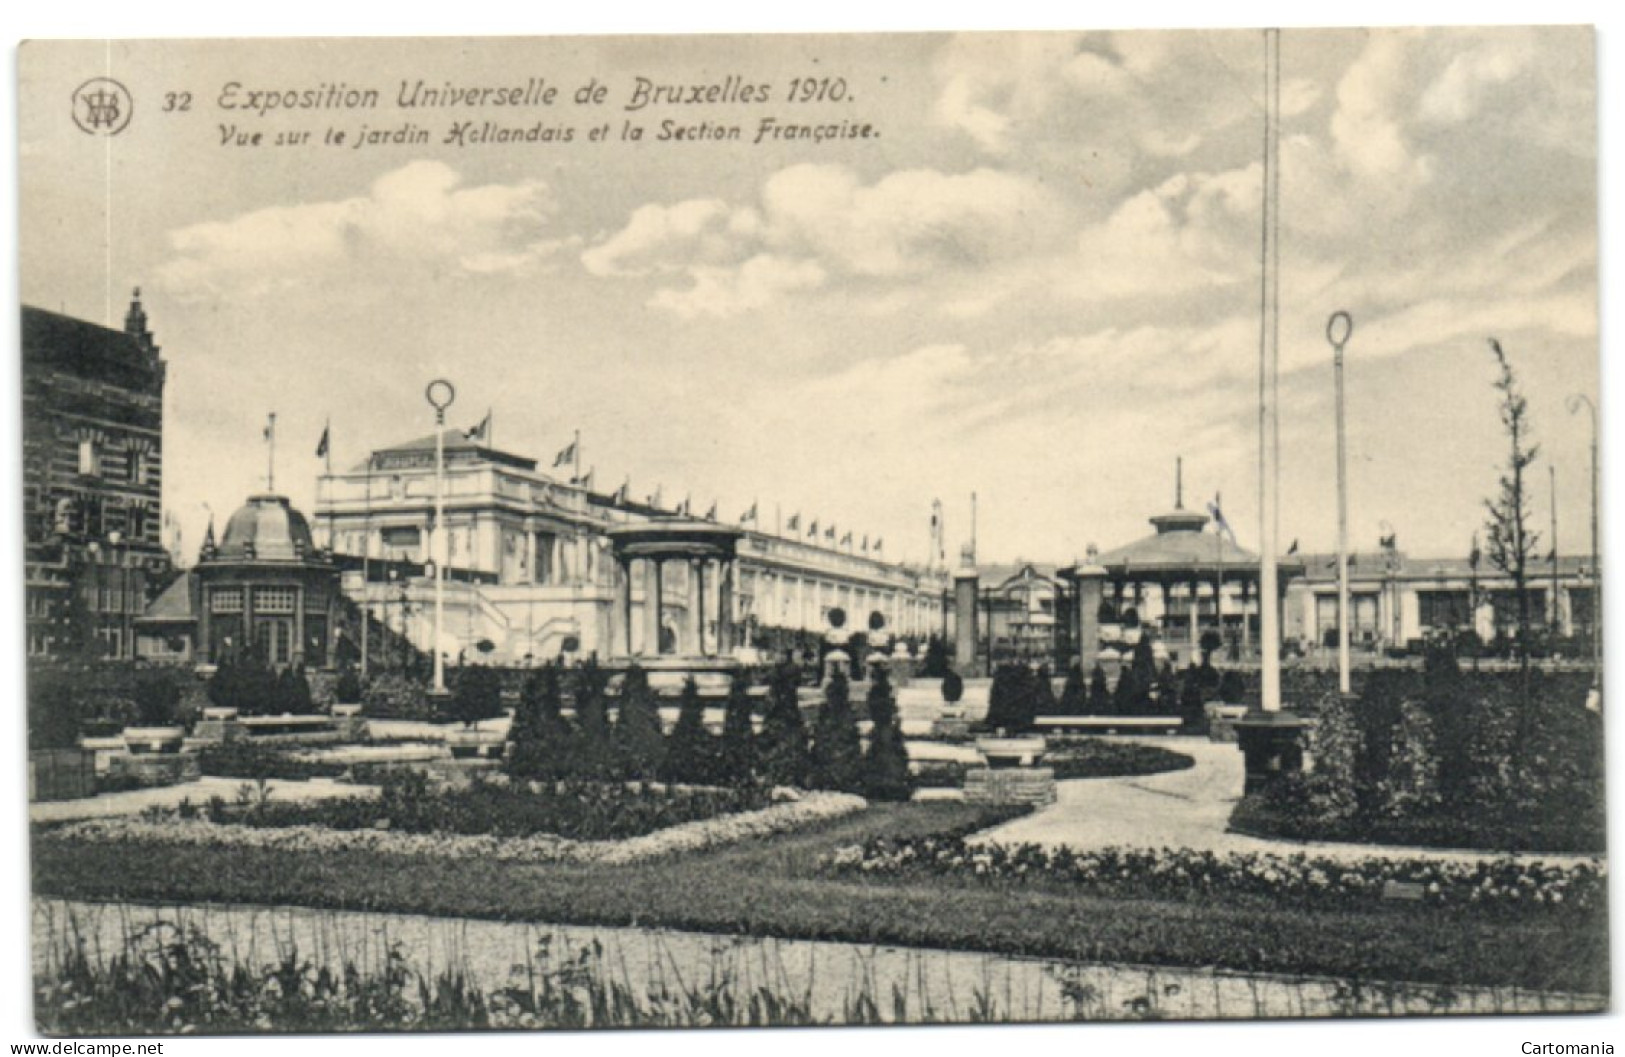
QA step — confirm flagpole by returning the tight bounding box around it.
[361,451,371,677]
[266,413,277,493]
[573,429,581,485]
[1550,464,1559,631]
[1257,26,1283,713]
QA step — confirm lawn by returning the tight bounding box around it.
[32,801,1607,996]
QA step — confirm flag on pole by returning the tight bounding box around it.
[826,524,836,541]
[612,478,630,504]
[464,412,490,442]
[263,414,275,441]
[553,438,576,468]
[577,467,595,491]
[704,501,717,521]
[860,534,868,552]
[740,500,758,524]
[315,423,330,459]
[1207,494,1236,542]
[787,512,801,531]
[875,537,884,554]
[840,530,852,547]
[808,518,818,538]
[1286,538,1299,556]
[678,495,691,516]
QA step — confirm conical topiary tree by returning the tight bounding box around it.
[570,659,616,780]
[919,635,952,678]
[809,668,864,793]
[450,664,503,728]
[758,660,810,788]
[983,663,1037,733]
[717,668,758,786]
[507,662,572,782]
[1178,663,1208,730]
[613,664,667,781]
[1033,664,1059,717]
[1058,661,1086,716]
[1087,664,1111,716]
[862,666,912,801]
[662,676,715,785]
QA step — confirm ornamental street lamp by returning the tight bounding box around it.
[425,379,455,696]
[1327,310,1354,695]
[1566,393,1600,695]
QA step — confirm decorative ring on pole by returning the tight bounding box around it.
[1326,310,1353,351]
[425,379,456,417]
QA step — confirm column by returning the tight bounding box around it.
[1189,579,1200,658]
[1074,566,1105,669]
[526,530,537,585]
[691,559,707,655]
[954,564,980,673]
[614,556,632,657]
[1241,580,1253,654]
[644,558,664,656]
[718,559,735,655]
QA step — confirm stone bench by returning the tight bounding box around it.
[1035,717,1185,735]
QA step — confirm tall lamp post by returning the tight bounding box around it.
[1566,393,1600,695]
[1327,311,1354,695]
[426,379,455,697]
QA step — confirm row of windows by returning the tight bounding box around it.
[210,586,305,614]
[77,436,155,484]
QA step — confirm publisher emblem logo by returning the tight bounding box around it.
[72,78,132,136]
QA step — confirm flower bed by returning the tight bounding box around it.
[226,776,774,841]
[1043,739,1194,780]
[821,836,1605,917]
[42,791,867,867]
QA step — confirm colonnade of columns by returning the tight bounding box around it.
[614,553,736,658]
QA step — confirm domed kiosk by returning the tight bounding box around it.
[195,494,342,667]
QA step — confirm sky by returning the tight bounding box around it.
[17,26,1599,569]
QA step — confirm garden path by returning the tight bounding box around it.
[30,776,378,824]
[974,736,1601,867]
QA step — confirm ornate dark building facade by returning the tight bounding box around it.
[23,292,172,660]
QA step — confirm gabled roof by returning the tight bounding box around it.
[137,574,195,625]
[22,305,163,390]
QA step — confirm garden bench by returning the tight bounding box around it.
[1035,717,1184,735]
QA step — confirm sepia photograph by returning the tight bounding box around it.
[10,12,1612,1044]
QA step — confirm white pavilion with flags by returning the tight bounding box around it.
[1060,467,1304,668]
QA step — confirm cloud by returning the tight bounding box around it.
[157,161,564,299]
[649,254,826,318]
[583,163,1064,316]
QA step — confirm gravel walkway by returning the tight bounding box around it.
[974,736,1602,867]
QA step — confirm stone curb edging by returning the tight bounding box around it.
[41,792,869,867]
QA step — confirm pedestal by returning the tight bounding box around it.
[1233,710,1306,795]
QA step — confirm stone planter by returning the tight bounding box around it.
[192,707,245,744]
[967,735,1054,806]
[331,703,368,741]
[1205,703,1250,743]
[974,735,1047,769]
[122,725,185,754]
[446,728,507,759]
